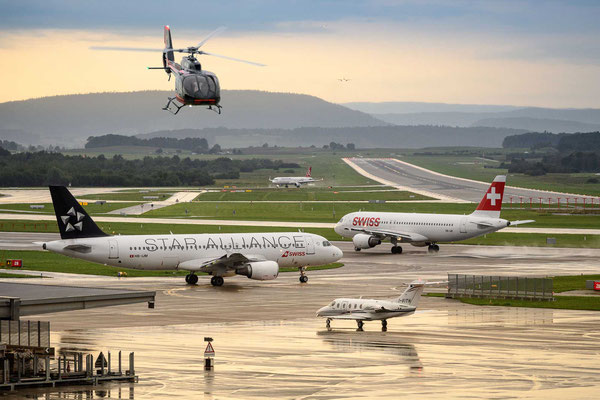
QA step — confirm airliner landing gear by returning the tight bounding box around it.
[356,320,364,332]
[299,267,308,283]
[354,247,361,252]
[391,246,403,254]
[428,244,440,254]
[210,276,224,287]
[185,273,198,285]
[326,318,332,330]
[381,319,388,332]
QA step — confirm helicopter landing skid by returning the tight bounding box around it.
[208,105,222,114]
[162,97,185,115]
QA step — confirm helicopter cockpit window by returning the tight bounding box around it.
[184,76,208,98]
[207,76,216,93]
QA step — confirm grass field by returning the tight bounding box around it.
[553,274,600,292]
[141,200,600,228]
[213,153,378,187]
[0,250,343,277]
[197,189,429,202]
[0,272,38,278]
[457,296,600,311]
[0,202,141,215]
[426,273,600,310]
[78,191,175,201]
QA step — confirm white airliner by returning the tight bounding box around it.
[317,280,428,331]
[270,167,317,188]
[42,186,343,286]
[334,175,533,254]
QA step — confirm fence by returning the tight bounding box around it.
[0,320,50,348]
[447,274,553,301]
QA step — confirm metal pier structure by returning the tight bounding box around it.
[0,319,137,391]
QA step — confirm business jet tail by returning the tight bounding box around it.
[396,280,426,307]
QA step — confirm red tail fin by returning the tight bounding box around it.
[471,175,506,218]
[306,167,312,177]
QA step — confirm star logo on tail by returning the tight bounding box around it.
[61,207,85,232]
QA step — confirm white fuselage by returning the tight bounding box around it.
[271,176,315,186]
[317,298,416,321]
[44,232,342,271]
[335,211,509,244]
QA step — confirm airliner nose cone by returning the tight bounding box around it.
[331,245,343,262]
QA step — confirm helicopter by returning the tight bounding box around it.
[92,26,265,115]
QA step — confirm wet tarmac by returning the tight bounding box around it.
[2,243,600,398]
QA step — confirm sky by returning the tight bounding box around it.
[1,0,600,107]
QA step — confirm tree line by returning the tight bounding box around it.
[0,151,300,187]
[501,131,600,176]
[502,131,600,152]
[85,134,210,153]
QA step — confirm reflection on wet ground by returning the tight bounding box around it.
[6,308,600,399]
[4,244,600,398]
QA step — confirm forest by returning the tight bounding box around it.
[0,151,299,187]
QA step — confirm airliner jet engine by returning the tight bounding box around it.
[235,261,279,280]
[352,234,381,250]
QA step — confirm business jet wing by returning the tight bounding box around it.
[349,227,429,243]
[178,253,267,274]
[328,312,373,320]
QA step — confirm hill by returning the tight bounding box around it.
[0,90,386,147]
[347,102,600,133]
[137,125,527,149]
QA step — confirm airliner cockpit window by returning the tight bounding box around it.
[323,241,332,247]
[338,217,344,224]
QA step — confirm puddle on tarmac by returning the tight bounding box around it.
[5,309,600,399]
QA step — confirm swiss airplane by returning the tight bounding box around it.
[317,280,429,331]
[334,175,534,254]
[270,167,317,188]
[42,186,343,286]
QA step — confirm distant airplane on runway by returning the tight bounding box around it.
[317,280,435,331]
[42,186,342,286]
[334,175,534,254]
[270,167,318,188]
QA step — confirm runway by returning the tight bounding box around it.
[345,157,599,203]
[2,242,600,399]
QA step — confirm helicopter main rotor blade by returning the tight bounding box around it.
[196,26,227,49]
[201,51,266,67]
[90,46,164,52]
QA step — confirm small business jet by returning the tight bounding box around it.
[317,280,431,331]
[42,186,342,286]
[334,175,533,254]
[270,167,317,188]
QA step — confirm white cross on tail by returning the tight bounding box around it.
[486,187,501,205]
